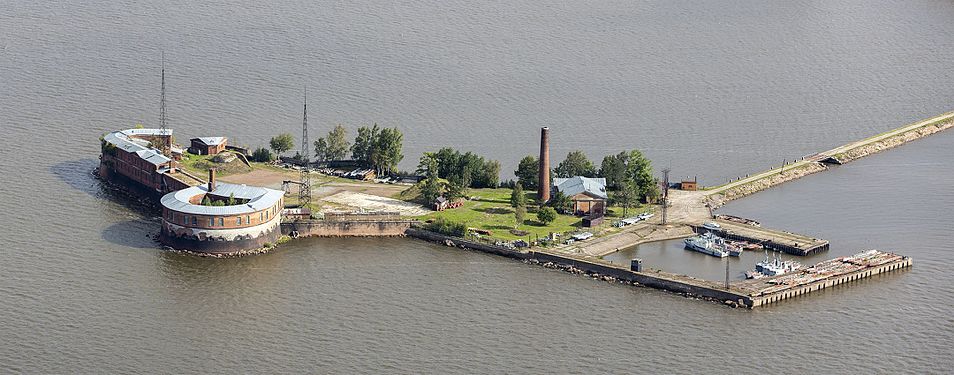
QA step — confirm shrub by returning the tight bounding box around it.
[537,207,557,225]
[425,217,468,237]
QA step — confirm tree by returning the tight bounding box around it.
[514,155,539,190]
[250,147,274,162]
[418,153,442,204]
[548,190,572,214]
[201,195,212,206]
[446,173,468,201]
[269,133,295,156]
[351,124,379,163]
[325,124,350,160]
[374,127,404,175]
[475,159,501,188]
[599,152,628,190]
[313,138,328,161]
[227,193,237,206]
[554,150,597,178]
[612,181,639,216]
[514,206,526,228]
[510,183,526,208]
[537,207,557,225]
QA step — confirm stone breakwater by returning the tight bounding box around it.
[831,118,954,164]
[709,162,829,209]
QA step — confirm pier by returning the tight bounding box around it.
[690,219,829,256]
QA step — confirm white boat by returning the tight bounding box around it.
[572,232,594,241]
[748,251,803,278]
[683,232,729,257]
[702,221,721,230]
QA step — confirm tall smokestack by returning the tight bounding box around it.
[208,168,216,191]
[538,127,550,202]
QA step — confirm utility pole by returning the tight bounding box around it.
[298,89,312,208]
[661,167,670,225]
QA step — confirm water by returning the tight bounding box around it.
[2,0,953,372]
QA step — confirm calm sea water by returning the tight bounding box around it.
[2,0,953,372]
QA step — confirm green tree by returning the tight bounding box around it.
[250,147,274,162]
[599,152,628,190]
[554,150,597,178]
[325,124,350,160]
[374,126,404,175]
[227,193,237,206]
[537,207,557,225]
[548,190,572,214]
[514,206,527,228]
[418,153,442,204]
[510,183,527,208]
[514,155,539,190]
[351,124,379,163]
[201,195,212,206]
[475,159,501,188]
[612,181,639,216]
[269,133,295,156]
[313,138,328,161]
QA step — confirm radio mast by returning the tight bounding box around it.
[298,89,312,207]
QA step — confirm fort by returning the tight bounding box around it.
[97,105,952,306]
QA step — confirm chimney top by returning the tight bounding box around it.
[208,168,216,191]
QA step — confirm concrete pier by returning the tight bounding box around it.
[691,219,829,256]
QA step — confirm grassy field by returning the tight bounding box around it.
[177,151,252,177]
[415,188,650,241]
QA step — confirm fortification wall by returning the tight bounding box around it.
[283,220,413,238]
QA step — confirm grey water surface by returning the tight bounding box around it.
[1,0,952,373]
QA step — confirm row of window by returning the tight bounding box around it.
[165,202,281,228]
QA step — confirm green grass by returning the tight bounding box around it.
[413,188,651,241]
[177,152,252,177]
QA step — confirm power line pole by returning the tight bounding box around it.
[298,89,312,208]
[661,167,670,225]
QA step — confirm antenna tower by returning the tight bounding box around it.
[158,51,169,155]
[298,89,312,207]
[661,167,671,225]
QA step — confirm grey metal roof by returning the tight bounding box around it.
[192,137,226,146]
[160,182,283,216]
[103,129,172,165]
[554,177,608,199]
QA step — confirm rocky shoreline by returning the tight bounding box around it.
[832,118,954,164]
[708,162,829,209]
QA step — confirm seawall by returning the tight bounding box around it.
[282,219,415,238]
[827,114,954,164]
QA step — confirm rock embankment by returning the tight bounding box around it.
[709,162,828,208]
[833,118,954,164]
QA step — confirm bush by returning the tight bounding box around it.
[425,217,468,237]
[537,207,557,225]
[250,147,274,162]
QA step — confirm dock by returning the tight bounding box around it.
[691,219,829,256]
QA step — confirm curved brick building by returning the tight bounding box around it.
[159,171,284,254]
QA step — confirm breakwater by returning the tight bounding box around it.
[705,111,954,208]
[690,221,829,256]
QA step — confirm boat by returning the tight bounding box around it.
[702,221,721,230]
[747,251,803,278]
[727,244,744,257]
[683,232,729,258]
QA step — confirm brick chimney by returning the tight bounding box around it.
[538,127,550,202]
[208,168,216,191]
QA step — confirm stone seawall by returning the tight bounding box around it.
[831,117,954,164]
[282,220,414,238]
[404,228,529,259]
[709,162,829,208]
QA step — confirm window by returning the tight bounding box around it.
[236,217,242,225]
[192,216,197,226]
[209,217,214,226]
[219,218,224,226]
[247,215,251,224]
[260,212,264,222]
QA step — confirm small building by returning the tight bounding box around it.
[681,177,698,191]
[189,137,227,155]
[433,196,463,211]
[553,177,608,216]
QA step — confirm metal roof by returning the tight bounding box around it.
[160,182,283,216]
[191,137,226,146]
[103,129,172,165]
[553,177,608,199]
